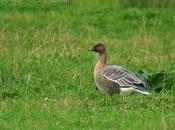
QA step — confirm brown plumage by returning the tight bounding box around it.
[89,43,150,95]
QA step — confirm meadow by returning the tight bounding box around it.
[0,1,175,130]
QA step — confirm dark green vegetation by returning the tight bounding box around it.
[0,1,175,130]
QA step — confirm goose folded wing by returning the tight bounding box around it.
[101,66,144,88]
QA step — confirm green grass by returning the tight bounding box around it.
[0,1,175,130]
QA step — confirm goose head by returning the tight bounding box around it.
[89,43,106,54]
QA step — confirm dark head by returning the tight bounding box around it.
[89,43,106,54]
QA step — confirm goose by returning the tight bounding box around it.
[89,43,150,95]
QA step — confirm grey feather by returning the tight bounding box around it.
[97,65,150,95]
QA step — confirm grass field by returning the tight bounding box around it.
[0,1,175,130]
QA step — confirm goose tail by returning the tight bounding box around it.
[134,88,150,95]
[135,68,175,93]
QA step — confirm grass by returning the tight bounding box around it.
[0,1,175,130]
